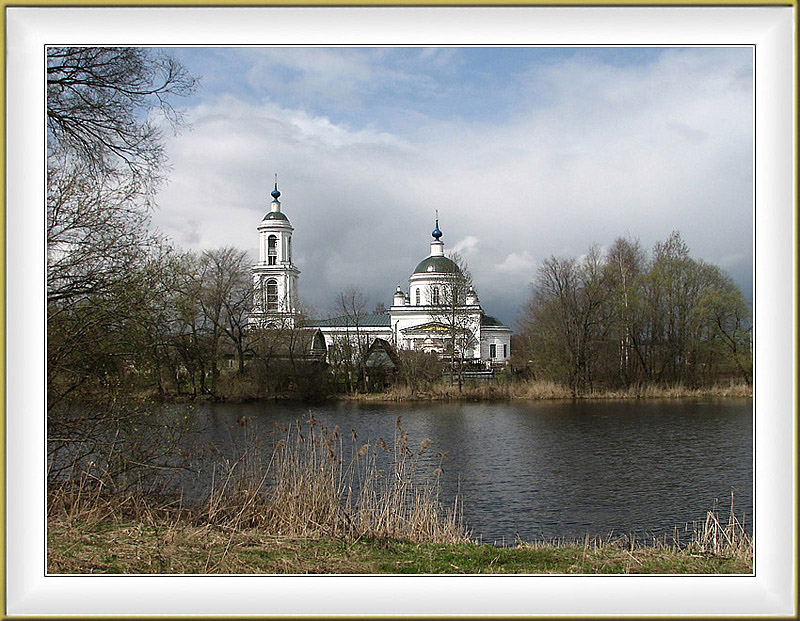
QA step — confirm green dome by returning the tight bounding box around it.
[481,315,505,327]
[413,255,460,275]
[263,211,289,221]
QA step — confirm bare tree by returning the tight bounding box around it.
[517,231,752,392]
[47,151,156,306]
[326,287,371,393]
[426,252,476,391]
[47,47,195,402]
[46,48,201,497]
[604,236,648,384]
[642,231,710,384]
[47,46,196,188]
[520,248,609,395]
[397,350,444,396]
[170,252,210,396]
[695,272,752,385]
[196,247,252,389]
[247,302,327,399]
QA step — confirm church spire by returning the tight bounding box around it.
[430,210,444,256]
[432,209,442,241]
[270,174,281,213]
[271,173,281,200]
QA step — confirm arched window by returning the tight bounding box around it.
[287,237,292,262]
[415,288,420,305]
[432,286,440,305]
[266,279,279,311]
[268,235,277,265]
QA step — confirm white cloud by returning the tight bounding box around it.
[154,47,753,322]
[451,236,479,255]
[495,250,537,274]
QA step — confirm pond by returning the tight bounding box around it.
[182,398,753,545]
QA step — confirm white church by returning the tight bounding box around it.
[248,181,511,367]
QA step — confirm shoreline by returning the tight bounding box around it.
[119,381,753,406]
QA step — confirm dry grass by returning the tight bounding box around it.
[203,416,467,544]
[518,490,752,573]
[49,416,467,552]
[342,379,752,403]
[683,491,752,563]
[588,382,753,400]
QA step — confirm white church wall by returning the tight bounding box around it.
[480,328,512,365]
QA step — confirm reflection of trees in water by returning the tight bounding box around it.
[47,402,203,501]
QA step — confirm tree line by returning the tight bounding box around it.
[514,234,752,394]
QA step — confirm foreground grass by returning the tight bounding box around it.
[47,519,751,574]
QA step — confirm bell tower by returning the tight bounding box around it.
[250,176,300,328]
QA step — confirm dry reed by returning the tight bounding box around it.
[340,378,751,403]
[518,489,752,569]
[199,415,468,544]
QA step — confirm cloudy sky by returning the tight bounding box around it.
[152,46,753,324]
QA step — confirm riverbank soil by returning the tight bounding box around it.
[47,519,751,574]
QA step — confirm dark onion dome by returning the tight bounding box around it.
[413,254,461,274]
[271,182,281,200]
[481,314,506,327]
[263,211,289,221]
[432,220,443,241]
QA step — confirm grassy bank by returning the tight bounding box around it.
[47,518,751,574]
[124,374,752,404]
[339,379,753,403]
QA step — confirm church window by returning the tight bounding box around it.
[288,237,292,262]
[503,344,508,358]
[415,288,420,305]
[432,286,440,305]
[268,235,277,265]
[490,344,496,358]
[266,279,278,311]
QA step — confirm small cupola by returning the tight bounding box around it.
[393,285,406,306]
[466,285,479,305]
[263,174,289,222]
[412,213,460,275]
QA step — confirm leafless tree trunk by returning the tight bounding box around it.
[426,252,475,391]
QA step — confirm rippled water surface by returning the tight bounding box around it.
[185,399,752,544]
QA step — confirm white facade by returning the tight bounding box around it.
[249,182,300,329]
[314,220,512,367]
[385,227,511,366]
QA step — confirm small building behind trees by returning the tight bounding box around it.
[363,338,401,391]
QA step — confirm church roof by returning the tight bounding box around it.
[481,315,507,327]
[364,338,401,370]
[263,211,289,221]
[305,313,391,328]
[413,255,460,275]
